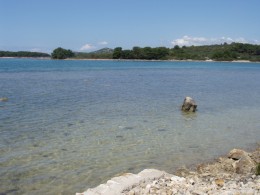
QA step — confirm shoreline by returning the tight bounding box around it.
[77,147,260,195]
[66,58,260,64]
[0,56,51,60]
[1,57,260,63]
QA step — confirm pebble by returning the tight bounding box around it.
[122,172,260,195]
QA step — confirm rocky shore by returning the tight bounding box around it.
[76,148,260,195]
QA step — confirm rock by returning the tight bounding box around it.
[234,156,255,174]
[228,149,256,174]
[171,188,177,194]
[0,97,8,102]
[181,97,197,112]
[192,189,204,195]
[215,179,224,187]
[189,178,195,185]
[251,149,260,163]
[145,184,151,190]
[77,148,260,195]
[170,175,186,183]
[128,190,135,195]
[228,149,248,160]
[76,169,166,195]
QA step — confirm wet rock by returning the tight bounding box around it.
[181,97,197,112]
[124,126,134,130]
[158,128,167,132]
[0,97,8,102]
[116,135,126,142]
[67,123,74,127]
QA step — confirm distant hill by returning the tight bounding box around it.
[90,47,114,54]
[72,43,260,61]
[0,51,50,58]
[74,48,114,59]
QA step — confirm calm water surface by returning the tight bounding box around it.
[0,59,260,194]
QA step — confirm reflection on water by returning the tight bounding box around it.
[181,110,198,121]
[0,59,260,194]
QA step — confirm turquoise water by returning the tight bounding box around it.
[1,59,260,194]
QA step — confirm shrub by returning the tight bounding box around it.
[256,163,260,175]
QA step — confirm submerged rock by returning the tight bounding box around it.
[181,97,197,112]
[0,97,8,102]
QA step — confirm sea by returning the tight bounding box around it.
[0,59,260,194]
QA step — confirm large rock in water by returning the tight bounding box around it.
[181,97,197,112]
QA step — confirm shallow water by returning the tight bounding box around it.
[0,59,260,194]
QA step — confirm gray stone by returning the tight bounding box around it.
[181,97,197,112]
[228,149,256,174]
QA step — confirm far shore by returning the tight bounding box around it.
[1,56,260,63]
[0,56,51,60]
[67,58,258,63]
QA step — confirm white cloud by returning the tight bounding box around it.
[171,35,208,46]
[80,44,95,51]
[30,48,42,52]
[98,41,108,45]
[234,37,247,43]
[171,36,254,46]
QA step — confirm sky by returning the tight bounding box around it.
[1,0,260,53]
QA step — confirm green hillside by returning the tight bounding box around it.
[71,43,260,61]
[74,48,114,59]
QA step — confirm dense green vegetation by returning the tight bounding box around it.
[0,51,50,58]
[176,43,260,61]
[2,43,260,61]
[112,43,260,61]
[113,46,169,60]
[51,47,74,59]
[257,163,260,176]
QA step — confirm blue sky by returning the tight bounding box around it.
[1,0,260,53]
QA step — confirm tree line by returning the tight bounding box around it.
[2,43,260,61]
[112,47,169,60]
[0,51,50,58]
[112,43,260,61]
[51,47,74,59]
